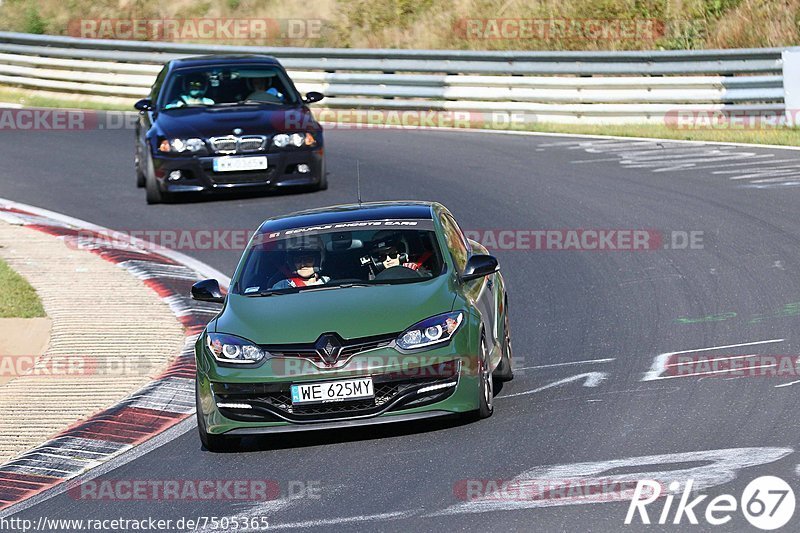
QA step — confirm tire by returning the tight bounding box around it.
[196,381,240,453]
[309,173,328,192]
[135,153,145,188]
[144,156,170,204]
[494,303,514,382]
[465,332,494,421]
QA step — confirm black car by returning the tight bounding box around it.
[134,55,326,204]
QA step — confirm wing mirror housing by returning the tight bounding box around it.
[460,254,499,282]
[134,99,154,112]
[191,279,224,303]
[303,91,324,104]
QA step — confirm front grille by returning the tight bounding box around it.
[210,168,274,185]
[210,135,237,154]
[265,332,398,365]
[238,136,266,152]
[213,360,460,423]
[209,135,267,155]
[340,336,396,357]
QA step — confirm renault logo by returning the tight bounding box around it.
[314,334,342,364]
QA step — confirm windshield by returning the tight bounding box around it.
[234,220,445,295]
[160,66,298,110]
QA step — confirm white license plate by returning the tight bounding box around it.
[212,156,268,172]
[291,378,374,405]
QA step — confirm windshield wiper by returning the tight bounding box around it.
[242,281,390,297]
[299,284,361,293]
[242,288,295,297]
[239,99,283,106]
[161,104,206,110]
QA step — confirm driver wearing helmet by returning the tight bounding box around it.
[370,233,429,275]
[166,73,215,108]
[271,238,329,289]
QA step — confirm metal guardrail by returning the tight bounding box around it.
[0,31,796,124]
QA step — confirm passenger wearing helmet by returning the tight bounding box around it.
[270,242,330,290]
[166,73,215,108]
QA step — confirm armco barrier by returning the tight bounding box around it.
[0,31,798,124]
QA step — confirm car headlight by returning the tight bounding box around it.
[272,133,290,148]
[272,132,317,148]
[205,333,268,364]
[396,311,464,350]
[158,138,206,153]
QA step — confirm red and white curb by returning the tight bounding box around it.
[0,199,229,512]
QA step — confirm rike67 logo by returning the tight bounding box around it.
[626,476,795,530]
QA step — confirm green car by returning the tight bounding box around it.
[192,201,513,451]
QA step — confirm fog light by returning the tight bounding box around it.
[297,164,311,174]
[216,402,252,409]
[417,382,457,395]
[168,170,182,181]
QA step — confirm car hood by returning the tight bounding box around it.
[156,106,318,139]
[214,275,457,344]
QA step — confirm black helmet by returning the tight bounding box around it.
[370,231,408,265]
[184,73,208,92]
[285,235,324,271]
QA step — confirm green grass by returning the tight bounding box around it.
[512,122,800,147]
[316,108,800,147]
[0,258,45,318]
[0,86,131,111]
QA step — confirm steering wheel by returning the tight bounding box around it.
[374,266,423,281]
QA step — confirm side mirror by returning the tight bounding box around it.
[303,91,324,104]
[461,254,499,282]
[191,279,224,303]
[134,99,153,112]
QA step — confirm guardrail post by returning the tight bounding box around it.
[782,48,800,126]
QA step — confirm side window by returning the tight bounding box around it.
[150,66,168,103]
[440,214,469,273]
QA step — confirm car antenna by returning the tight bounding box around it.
[356,160,363,206]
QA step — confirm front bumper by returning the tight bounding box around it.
[152,148,324,194]
[195,330,481,435]
[225,410,456,435]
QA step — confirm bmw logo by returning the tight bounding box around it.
[233,128,243,135]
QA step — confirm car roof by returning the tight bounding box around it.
[256,201,439,235]
[168,55,281,70]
